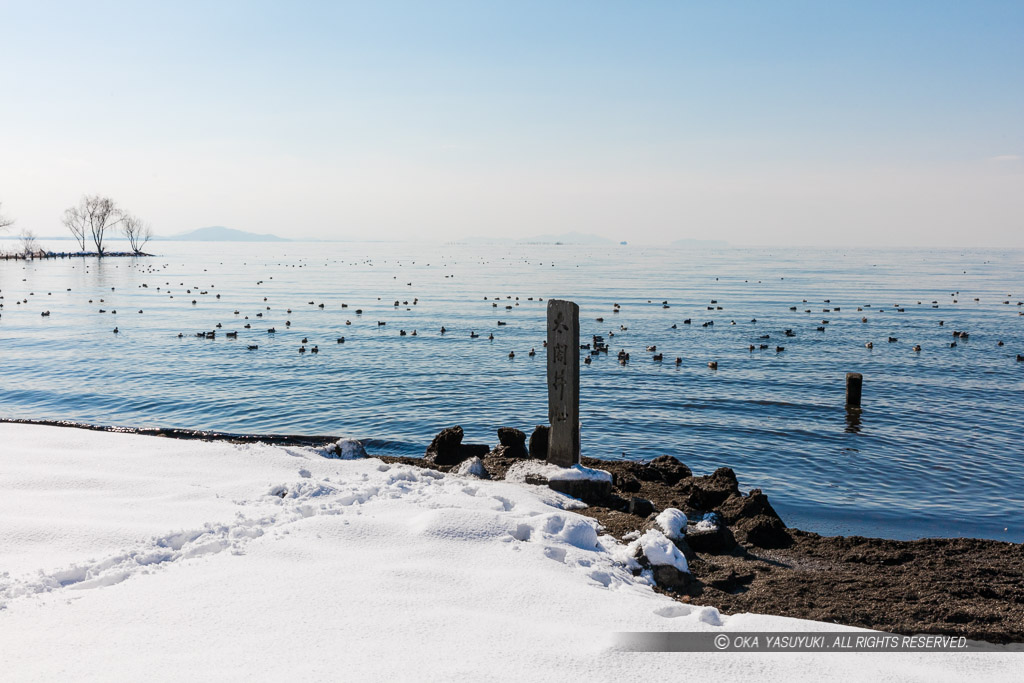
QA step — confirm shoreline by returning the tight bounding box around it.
[5,417,1022,643]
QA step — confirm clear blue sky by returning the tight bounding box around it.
[1,0,1021,245]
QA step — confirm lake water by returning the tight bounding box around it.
[2,240,1023,542]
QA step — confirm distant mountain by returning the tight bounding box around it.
[163,226,290,242]
[671,238,729,248]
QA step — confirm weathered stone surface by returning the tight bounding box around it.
[648,455,692,485]
[546,299,580,466]
[425,426,464,464]
[686,467,741,510]
[615,472,641,493]
[686,513,737,553]
[528,425,549,459]
[547,478,613,505]
[628,497,655,518]
[492,427,528,458]
[651,564,692,591]
[717,488,782,525]
[424,426,489,466]
[732,515,792,549]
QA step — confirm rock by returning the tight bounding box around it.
[686,467,741,510]
[615,473,642,493]
[424,426,489,466]
[321,438,367,459]
[717,488,784,526]
[636,464,666,482]
[336,439,367,459]
[733,514,792,549]
[648,455,692,485]
[547,478,613,505]
[631,529,692,591]
[628,497,655,518]
[511,461,614,505]
[455,456,491,479]
[651,564,692,591]
[685,512,737,553]
[491,427,528,458]
[528,425,549,459]
[425,425,464,463]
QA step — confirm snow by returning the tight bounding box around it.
[455,456,489,478]
[694,512,721,532]
[631,530,689,573]
[0,423,1016,681]
[654,508,688,540]
[506,459,613,483]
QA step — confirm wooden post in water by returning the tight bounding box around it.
[845,372,863,409]
[546,299,580,467]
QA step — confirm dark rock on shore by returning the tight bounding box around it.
[647,455,692,485]
[528,425,549,459]
[718,489,791,548]
[545,478,613,506]
[686,467,741,510]
[686,513,737,553]
[424,426,489,466]
[491,427,528,458]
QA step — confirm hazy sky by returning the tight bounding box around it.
[1,1,1021,246]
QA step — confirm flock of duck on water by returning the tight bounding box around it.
[6,259,1024,366]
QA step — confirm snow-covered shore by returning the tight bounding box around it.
[0,423,1014,681]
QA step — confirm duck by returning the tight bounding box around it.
[268,328,276,333]
[113,327,119,333]
[440,326,447,334]
[226,331,238,338]
[888,337,897,343]
[508,351,515,359]
[646,345,657,352]
[470,331,479,338]
[652,353,663,361]
[865,342,873,349]
[528,348,536,356]
[913,345,922,352]
[775,346,785,353]
[584,356,592,365]
[311,346,319,354]
[411,330,417,336]
[675,357,682,365]
[247,345,258,350]
[708,361,718,369]
[399,330,407,336]
[337,337,345,343]
[488,333,494,340]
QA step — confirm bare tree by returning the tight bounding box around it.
[0,202,14,232]
[63,205,89,250]
[122,213,153,254]
[18,229,40,257]
[63,195,124,255]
